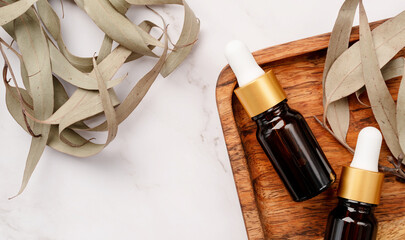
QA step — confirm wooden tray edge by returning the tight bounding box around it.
[215,19,387,240]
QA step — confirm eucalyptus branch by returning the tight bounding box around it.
[313,116,355,154]
[379,154,405,181]
[0,44,40,138]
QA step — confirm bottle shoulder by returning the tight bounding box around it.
[255,108,304,131]
[329,201,377,225]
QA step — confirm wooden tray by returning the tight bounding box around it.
[216,19,405,240]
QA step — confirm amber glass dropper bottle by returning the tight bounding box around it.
[324,127,385,240]
[225,40,336,202]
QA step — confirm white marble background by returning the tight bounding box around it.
[1,1,404,239]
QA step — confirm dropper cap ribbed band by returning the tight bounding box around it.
[337,127,385,205]
[234,70,286,118]
[337,166,384,205]
[224,40,287,118]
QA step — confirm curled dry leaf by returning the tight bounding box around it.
[0,0,199,196]
[161,0,200,76]
[0,0,38,26]
[322,0,359,143]
[359,1,403,160]
[397,61,405,155]
[325,10,405,104]
[322,0,405,174]
[83,0,162,56]
[49,43,124,90]
[89,27,169,131]
[36,0,94,72]
[355,57,404,107]
[126,0,200,76]
[12,7,54,198]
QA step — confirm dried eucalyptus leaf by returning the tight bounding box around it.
[97,35,113,64]
[323,0,359,82]
[0,0,38,26]
[161,0,199,77]
[83,0,162,56]
[354,88,370,107]
[36,0,94,72]
[325,101,350,141]
[92,57,118,146]
[48,126,106,157]
[109,0,130,14]
[50,46,131,128]
[34,45,130,127]
[52,76,88,129]
[102,0,129,65]
[5,86,34,133]
[20,61,30,94]
[323,0,359,142]
[126,20,162,62]
[13,8,54,196]
[126,0,182,5]
[52,55,123,157]
[1,0,199,194]
[89,31,169,131]
[73,0,84,9]
[49,43,123,90]
[381,57,405,80]
[58,89,120,132]
[96,46,133,76]
[4,74,102,158]
[359,1,403,158]
[53,77,69,110]
[325,10,405,104]
[354,57,404,107]
[396,63,405,157]
[2,22,15,39]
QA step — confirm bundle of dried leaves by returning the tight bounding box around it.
[0,0,199,197]
[321,0,405,180]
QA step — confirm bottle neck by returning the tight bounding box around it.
[338,197,376,215]
[252,99,289,124]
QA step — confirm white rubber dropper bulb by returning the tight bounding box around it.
[350,127,382,172]
[225,40,265,87]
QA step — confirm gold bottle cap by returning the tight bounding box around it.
[234,70,287,118]
[337,166,384,205]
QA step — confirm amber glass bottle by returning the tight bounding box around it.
[323,127,385,240]
[253,99,335,201]
[226,40,336,201]
[324,198,377,240]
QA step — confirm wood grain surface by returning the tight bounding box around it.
[216,19,405,240]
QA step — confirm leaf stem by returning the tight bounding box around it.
[379,154,405,181]
[313,116,354,153]
[0,44,40,138]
